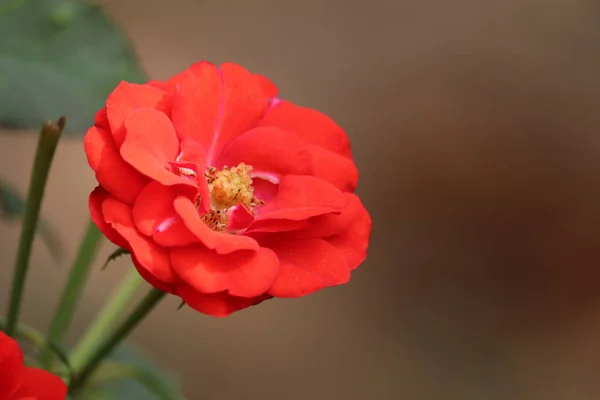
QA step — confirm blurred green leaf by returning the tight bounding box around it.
[82,346,186,400]
[0,0,147,135]
[0,179,64,262]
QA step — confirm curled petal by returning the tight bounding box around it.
[288,193,362,239]
[246,219,311,234]
[102,196,178,284]
[132,182,198,247]
[174,197,259,254]
[227,205,256,232]
[106,82,171,147]
[263,175,347,211]
[11,367,67,400]
[121,108,195,188]
[248,176,347,233]
[170,246,279,297]
[89,186,130,250]
[259,101,352,158]
[267,239,350,298]
[176,285,271,317]
[84,126,148,204]
[251,207,338,225]
[251,178,279,205]
[217,127,312,176]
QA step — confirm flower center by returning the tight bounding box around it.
[200,163,262,232]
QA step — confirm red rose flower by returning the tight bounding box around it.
[0,331,67,400]
[85,61,371,317]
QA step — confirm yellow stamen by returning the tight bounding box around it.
[200,209,228,232]
[209,163,256,210]
[198,163,263,232]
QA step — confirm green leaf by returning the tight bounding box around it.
[0,178,22,215]
[0,0,147,135]
[0,179,64,263]
[79,389,115,400]
[81,345,186,400]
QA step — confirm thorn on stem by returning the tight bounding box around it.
[101,247,130,271]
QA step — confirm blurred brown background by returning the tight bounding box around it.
[3,0,600,398]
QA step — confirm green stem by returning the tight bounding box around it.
[69,286,166,393]
[0,317,46,348]
[5,117,65,337]
[39,220,103,368]
[69,270,145,371]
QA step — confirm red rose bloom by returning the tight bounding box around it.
[85,61,371,317]
[0,331,67,400]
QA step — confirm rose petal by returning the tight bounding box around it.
[170,61,222,149]
[103,196,178,284]
[176,285,271,317]
[0,332,24,399]
[264,175,347,211]
[205,63,271,164]
[121,108,195,188]
[132,181,198,247]
[288,193,362,239]
[248,176,347,231]
[84,126,148,204]
[94,107,109,130]
[248,215,340,235]
[11,368,67,400]
[259,101,352,158]
[177,139,208,169]
[106,82,170,147]
[171,62,270,165]
[255,74,278,98]
[251,178,279,204]
[174,197,259,254]
[306,144,359,192]
[246,219,311,234]
[287,193,372,270]
[267,239,351,298]
[147,80,167,90]
[170,246,279,297]
[132,255,177,294]
[227,205,255,231]
[89,186,130,250]
[326,198,372,270]
[285,195,371,270]
[217,127,312,176]
[175,139,211,213]
[252,207,339,224]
